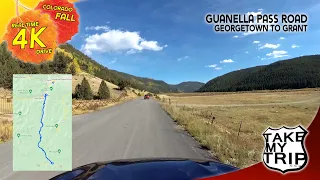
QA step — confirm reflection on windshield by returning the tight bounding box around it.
[55,169,84,180]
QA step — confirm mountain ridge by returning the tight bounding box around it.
[198,55,320,92]
[170,81,205,93]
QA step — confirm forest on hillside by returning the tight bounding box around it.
[198,55,320,92]
[0,42,74,89]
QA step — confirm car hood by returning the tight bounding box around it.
[50,158,239,180]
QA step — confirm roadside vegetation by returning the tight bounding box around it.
[160,89,319,168]
[0,119,12,143]
[98,80,111,99]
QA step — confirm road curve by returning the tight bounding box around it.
[0,98,213,180]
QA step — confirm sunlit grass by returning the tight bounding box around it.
[0,120,12,144]
[161,92,318,168]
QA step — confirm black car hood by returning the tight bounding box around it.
[51,158,239,180]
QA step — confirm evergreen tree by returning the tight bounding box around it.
[50,52,72,73]
[74,84,83,99]
[69,64,77,75]
[74,78,93,100]
[118,80,130,90]
[81,77,93,100]
[39,63,51,74]
[97,80,110,99]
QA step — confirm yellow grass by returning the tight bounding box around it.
[160,90,320,168]
[166,89,320,105]
[0,120,12,143]
[0,88,11,98]
[72,95,136,115]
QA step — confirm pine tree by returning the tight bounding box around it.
[98,80,110,99]
[81,77,93,100]
[69,64,77,75]
[118,80,130,90]
[74,84,83,99]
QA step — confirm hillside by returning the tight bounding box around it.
[59,44,203,93]
[58,44,182,93]
[170,81,205,92]
[199,55,320,92]
[0,42,200,93]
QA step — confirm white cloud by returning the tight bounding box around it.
[243,31,260,36]
[126,49,138,54]
[233,35,239,38]
[266,50,289,58]
[215,67,222,70]
[253,41,260,44]
[242,9,274,36]
[81,28,167,55]
[109,60,116,64]
[205,64,217,68]
[279,37,286,40]
[140,41,166,51]
[245,51,249,53]
[246,10,263,17]
[291,44,299,48]
[220,59,234,63]
[177,56,189,61]
[260,57,272,60]
[85,25,110,31]
[259,43,280,49]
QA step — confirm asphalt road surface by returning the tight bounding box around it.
[0,98,213,180]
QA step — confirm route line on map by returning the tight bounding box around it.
[37,93,54,165]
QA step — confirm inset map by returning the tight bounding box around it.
[13,74,72,171]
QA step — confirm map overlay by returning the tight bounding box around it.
[13,74,72,171]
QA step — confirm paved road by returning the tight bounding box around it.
[0,98,213,180]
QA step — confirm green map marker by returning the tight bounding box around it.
[50,87,53,91]
[17,133,20,138]
[55,124,58,128]
[29,89,32,94]
[58,149,61,153]
[18,111,22,116]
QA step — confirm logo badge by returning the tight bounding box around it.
[262,125,308,173]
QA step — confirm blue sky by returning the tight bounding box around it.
[70,0,320,84]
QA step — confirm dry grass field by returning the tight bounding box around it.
[166,88,320,106]
[161,89,320,168]
[0,119,12,143]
